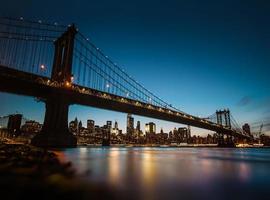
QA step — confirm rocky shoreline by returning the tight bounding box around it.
[0,141,114,199]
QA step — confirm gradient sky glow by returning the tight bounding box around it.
[0,0,269,135]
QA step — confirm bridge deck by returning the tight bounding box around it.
[0,65,249,139]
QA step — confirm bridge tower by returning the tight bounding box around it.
[31,25,77,147]
[216,109,234,147]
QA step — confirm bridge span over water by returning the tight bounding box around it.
[0,17,250,146]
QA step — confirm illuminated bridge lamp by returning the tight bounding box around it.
[70,75,74,82]
[40,64,45,70]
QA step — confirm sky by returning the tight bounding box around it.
[0,0,269,135]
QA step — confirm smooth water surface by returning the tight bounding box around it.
[56,147,270,200]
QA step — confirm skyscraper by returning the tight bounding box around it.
[136,121,141,132]
[242,123,251,136]
[126,114,134,135]
[114,121,118,129]
[145,122,156,134]
[87,119,95,133]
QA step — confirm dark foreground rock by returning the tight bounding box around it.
[0,142,114,200]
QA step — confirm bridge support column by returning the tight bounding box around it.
[31,95,77,147]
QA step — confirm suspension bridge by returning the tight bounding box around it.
[0,17,251,147]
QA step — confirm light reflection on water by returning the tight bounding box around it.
[56,148,270,200]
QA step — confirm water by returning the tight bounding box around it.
[55,147,270,200]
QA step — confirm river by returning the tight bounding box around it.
[56,147,270,200]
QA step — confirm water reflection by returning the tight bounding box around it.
[58,148,270,200]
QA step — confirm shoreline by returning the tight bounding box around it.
[0,141,115,199]
[77,144,270,148]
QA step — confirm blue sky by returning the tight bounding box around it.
[0,0,269,135]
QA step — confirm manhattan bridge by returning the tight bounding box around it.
[0,17,251,147]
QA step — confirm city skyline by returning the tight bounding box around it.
[0,0,269,136]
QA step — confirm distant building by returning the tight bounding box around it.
[112,121,120,135]
[136,121,141,132]
[114,121,118,130]
[78,120,83,135]
[87,119,95,133]
[134,121,143,138]
[145,122,156,134]
[242,123,251,136]
[107,121,112,128]
[69,117,78,134]
[126,114,134,135]
[7,114,22,136]
[21,120,42,135]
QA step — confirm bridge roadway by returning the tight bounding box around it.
[0,65,249,139]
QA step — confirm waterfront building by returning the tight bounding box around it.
[112,121,120,136]
[21,120,42,135]
[87,119,95,133]
[78,120,83,135]
[145,122,156,134]
[145,122,156,144]
[242,123,251,136]
[69,117,78,134]
[126,114,134,136]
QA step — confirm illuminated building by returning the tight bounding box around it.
[145,122,156,134]
[112,121,120,135]
[126,114,134,135]
[87,119,95,133]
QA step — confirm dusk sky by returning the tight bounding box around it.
[0,0,269,135]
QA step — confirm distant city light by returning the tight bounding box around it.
[65,81,71,87]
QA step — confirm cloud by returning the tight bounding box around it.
[237,96,252,107]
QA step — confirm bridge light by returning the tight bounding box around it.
[106,83,110,88]
[70,75,74,82]
[40,64,45,70]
